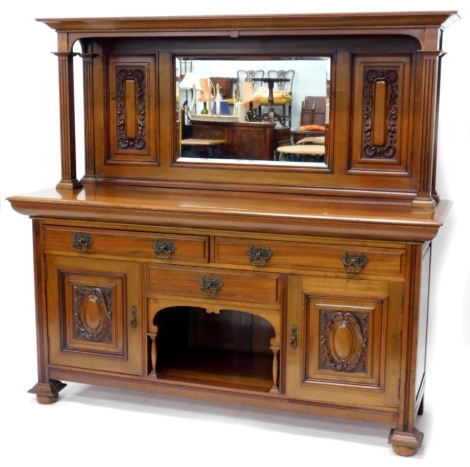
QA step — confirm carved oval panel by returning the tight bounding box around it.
[332,321,355,361]
[81,294,105,333]
[321,311,368,373]
[74,286,112,342]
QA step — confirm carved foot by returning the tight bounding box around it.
[388,427,424,456]
[28,380,67,404]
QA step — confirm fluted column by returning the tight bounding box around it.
[412,50,444,210]
[53,51,82,190]
[79,53,96,181]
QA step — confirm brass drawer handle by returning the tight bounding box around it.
[246,245,273,267]
[200,275,224,297]
[341,252,369,274]
[153,239,176,259]
[71,232,94,252]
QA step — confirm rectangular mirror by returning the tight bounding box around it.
[176,57,330,168]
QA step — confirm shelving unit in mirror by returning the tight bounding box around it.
[7,11,459,456]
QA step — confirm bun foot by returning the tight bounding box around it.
[388,427,423,456]
[28,380,67,404]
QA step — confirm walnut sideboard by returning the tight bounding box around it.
[7,12,458,456]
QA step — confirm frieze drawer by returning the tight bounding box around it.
[147,264,283,308]
[214,237,405,277]
[43,225,209,263]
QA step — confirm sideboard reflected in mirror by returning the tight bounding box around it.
[175,57,330,167]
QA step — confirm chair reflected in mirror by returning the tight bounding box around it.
[276,94,327,163]
[237,70,264,90]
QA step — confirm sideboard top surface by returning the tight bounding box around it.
[7,186,451,242]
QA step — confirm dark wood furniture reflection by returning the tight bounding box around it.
[7,12,459,458]
[209,77,237,99]
[300,96,327,126]
[252,77,291,126]
[191,120,276,160]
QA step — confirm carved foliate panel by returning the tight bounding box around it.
[304,295,386,388]
[59,272,123,356]
[116,67,146,150]
[319,309,368,373]
[350,55,411,174]
[73,285,113,342]
[106,56,157,163]
[362,68,399,160]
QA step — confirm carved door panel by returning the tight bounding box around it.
[286,276,403,409]
[46,255,143,375]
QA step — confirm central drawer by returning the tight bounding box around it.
[146,264,283,308]
[213,236,405,277]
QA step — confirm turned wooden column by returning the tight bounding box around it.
[53,51,82,190]
[269,337,280,394]
[148,330,159,377]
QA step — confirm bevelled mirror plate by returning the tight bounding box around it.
[176,57,330,168]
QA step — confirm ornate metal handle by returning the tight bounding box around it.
[246,245,273,267]
[130,306,137,329]
[200,275,224,296]
[290,324,298,349]
[153,239,176,259]
[71,232,94,252]
[341,252,369,274]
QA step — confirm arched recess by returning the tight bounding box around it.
[147,305,281,394]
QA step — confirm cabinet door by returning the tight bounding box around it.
[46,255,143,375]
[286,276,403,409]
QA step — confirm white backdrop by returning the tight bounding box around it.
[1,1,468,466]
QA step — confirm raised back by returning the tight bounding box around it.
[38,11,459,208]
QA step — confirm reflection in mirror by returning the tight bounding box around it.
[176,57,330,167]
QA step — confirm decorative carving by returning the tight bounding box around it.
[320,310,368,372]
[362,68,399,159]
[116,67,146,150]
[73,285,113,342]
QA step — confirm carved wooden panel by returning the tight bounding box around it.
[350,55,412,174]
[61,272,124,356]
[107,56,157,163]
[73,285,113,343]
[319,309,368,373]
[305,296,385,388]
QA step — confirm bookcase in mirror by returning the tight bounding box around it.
[7,11,458,456]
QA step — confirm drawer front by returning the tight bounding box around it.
[147,264,283,308]
[44,226,209,263]
[214,237,405,277]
